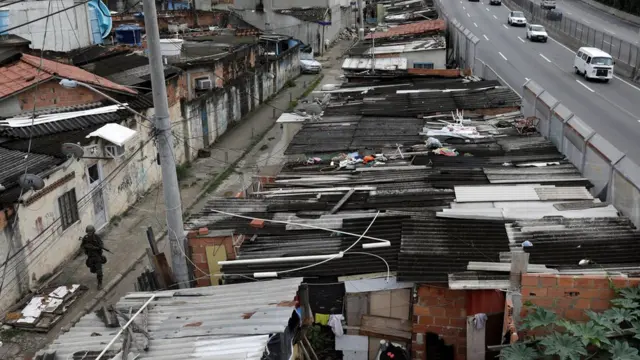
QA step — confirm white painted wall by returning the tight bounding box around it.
[403,49,447,69]
[4,0,93,51]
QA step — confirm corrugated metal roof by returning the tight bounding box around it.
[453,185,594,202]
[38,278,303,360]
[0,147,62,193]
[342,57,408,71]
[365,19,446,39]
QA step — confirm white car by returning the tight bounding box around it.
[508,11,527,26]
[526,24,548,42]
[300,53,322,74]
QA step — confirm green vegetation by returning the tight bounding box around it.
[175,163,192,181]
[302,74,325,98]
[500,282,640,359]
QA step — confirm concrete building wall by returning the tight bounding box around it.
[182,46,300,160]
[4,0,93,52]
[403,49,447,69]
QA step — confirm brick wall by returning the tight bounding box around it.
[413,285,468,360]
[521,274,640,322]
[187,230,238,287]
[16,80,105,112]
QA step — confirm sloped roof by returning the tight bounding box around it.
[0,147,63,200]
[0,53,136,100]
[37,278,303,360]
[365,19,446,40]
[275,7,328,22]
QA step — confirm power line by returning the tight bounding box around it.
[0,0,90,35]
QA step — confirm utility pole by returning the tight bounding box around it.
[142,0,190,288]
[358,0,365,40]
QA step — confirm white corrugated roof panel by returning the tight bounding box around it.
[454,185,542,202]
[342,57,408,71]
[38,278,303,360]
[86,123,137,146]
[534,187,593,200]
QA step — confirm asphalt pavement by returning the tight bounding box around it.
[442,0,640,161]
[550,0,640,45]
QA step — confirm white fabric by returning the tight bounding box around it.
[328,314,344,337]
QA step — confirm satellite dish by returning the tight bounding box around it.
[61,143,85,159]
[19,174,45,191]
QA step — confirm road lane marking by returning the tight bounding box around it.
[467,13,471,17]
[474,22,478,27]
[493,14,498,19]
[567,12,572,15]
[503,24,509,29]
[604,28,616,34]
[499,52,508,60]
[518,36,525,42]
[463,6,466,10]
[576,80,595,92]
[525,77,530,81]
[486,7,490,11]
[540,54,552,63]
[483,34,490,40]
[584,19,591,24]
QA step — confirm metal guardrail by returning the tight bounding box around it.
[505,0,640,81]
[433,0,480,71]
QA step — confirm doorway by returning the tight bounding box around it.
[87,163,107,230]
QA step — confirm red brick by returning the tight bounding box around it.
[612,278,630,289]
[431,307,446,317]
[628,278,640,287]
[192,253,206,263]
[574,277,595,288]
[547,288,567,298]
[450,317,467,328]
[198,227,208,235]
[521,274,540,286]
[524,286,547,297]
[526,297,553,308]
[413,305,431,316]
[575,298,591,309]
[413,343,425,351]
[539,274,558,287]
[434,317,450,326]
[565,309,587,321]
[418,316,434,325]
[590,298,611,311]
[558,276,575,287]
[417,286,431,298]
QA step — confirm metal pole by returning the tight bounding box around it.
[358,0,365,40]
[142,0,190,288]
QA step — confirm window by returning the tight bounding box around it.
[58,189,79,230]
[414,62,434,69]
[582,53,588,61]
[586,56,591,64]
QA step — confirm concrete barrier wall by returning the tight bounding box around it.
[523,80,640,223]
[434,0,479,71]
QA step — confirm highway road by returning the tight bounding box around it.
[549,0,639,46]
[517,0,640,68]
[439,0,640,162]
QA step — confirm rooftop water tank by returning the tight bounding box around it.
[0,10,9,35]
[159,38,183,57]
[115,24,143,46]
[87,0,112,39]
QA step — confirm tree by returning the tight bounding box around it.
[500,283,640,359]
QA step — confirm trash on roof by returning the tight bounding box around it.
[87,123,137,146]
[3,284,85,332]
[0,104,126,127]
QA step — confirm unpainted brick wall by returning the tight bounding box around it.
[521,274,640,323]
[16,80,104,112]
[413,285,468,360]
[187,231,237,287]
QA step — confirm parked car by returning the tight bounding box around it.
[508,11,527,26]
[526,24,548,42]
[468,0,480,2]
[547,9,563,21]
[300,53,322,74]
[489,0,501,5]
[541,0,556,9]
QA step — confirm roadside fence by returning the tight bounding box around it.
[505,0,640,80]
[434,0,480,72]
[522,79,640,226]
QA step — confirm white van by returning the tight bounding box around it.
[573,47,614,82]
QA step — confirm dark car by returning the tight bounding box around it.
[490,0,502,4]
[469,0,480,2]
[546,9,563,21]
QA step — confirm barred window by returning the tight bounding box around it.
[58,189,79,230]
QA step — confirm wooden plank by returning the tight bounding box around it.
[359,315,411,342]
[328,188,356,214]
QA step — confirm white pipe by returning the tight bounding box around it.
[362,241,391,249]
[95,295,156,360]
[218,252,344,266]
[254,272,278,278]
